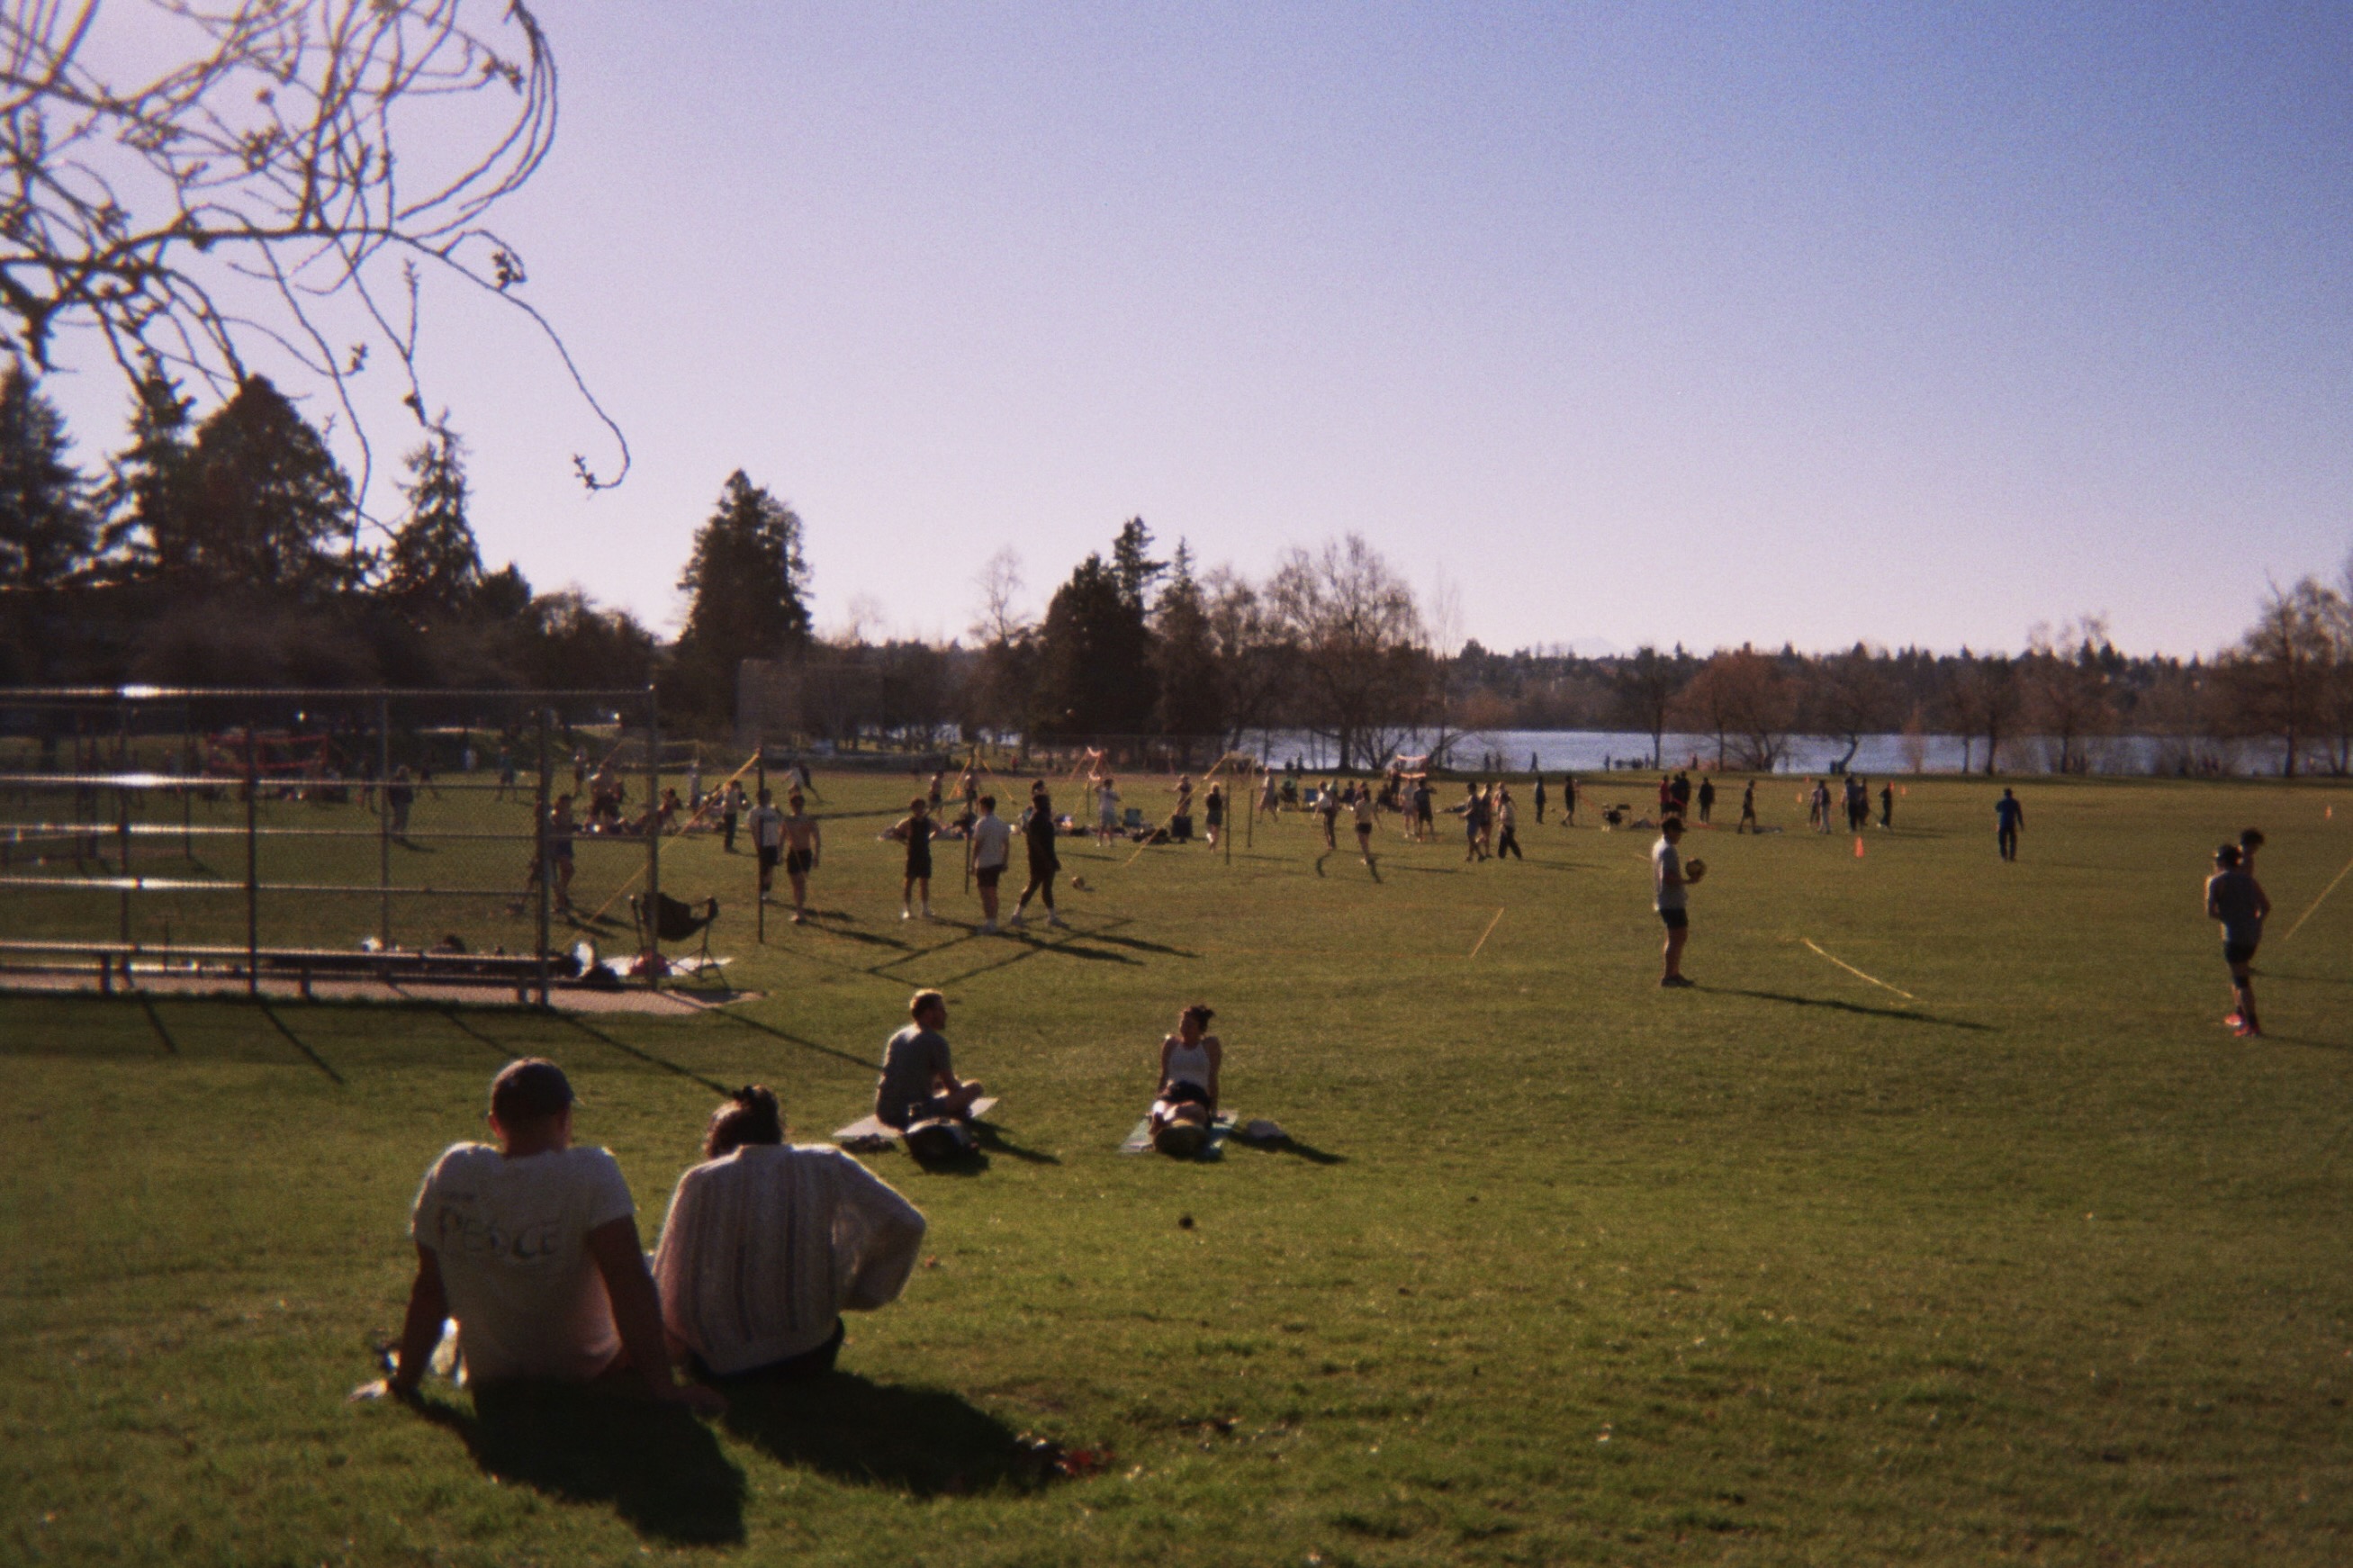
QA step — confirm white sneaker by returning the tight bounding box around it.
[1047,912,1068,928]
[921,906,933,920]
[900,908,913,922]
[1006,912,1026,929]
[978,919,997,934]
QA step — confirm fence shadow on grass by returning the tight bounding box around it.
[416,1383,746,1545]
[721,1371,1050,1498]
[1703,986,1994,1032]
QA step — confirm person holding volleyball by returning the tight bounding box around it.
[1654,816,1707,988]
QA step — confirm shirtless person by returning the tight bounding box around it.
[779,790,820,923]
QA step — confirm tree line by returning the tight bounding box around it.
[3,359,2348,775]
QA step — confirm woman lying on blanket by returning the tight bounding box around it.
[1149,1005,1223,1157]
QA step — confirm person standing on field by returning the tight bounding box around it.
[1654,816,1704,987]
[1696,776,1716,825]
[969,794,1013,933]
[1879,781,1894,830]
[749,788,786,900]
[2204,843,2270,1038]
[1736,779,1759,834]
[1532,774,1546,825]
[1009,783,1065,929]
[1995,788,2024,861]
[779,790,820,924]
[1494,788,1523,860]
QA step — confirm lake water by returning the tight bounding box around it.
[1241,728,2284,776]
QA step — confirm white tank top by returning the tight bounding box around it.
[1164,1036,1213,1087]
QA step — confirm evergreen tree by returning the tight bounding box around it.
[383,422,482,612]
[669,471,813,724]
[1032,549,1157,736]
[96,358,196,580]
[1150,542,1223,736]
[181,375,362,596]
[0,358,94,589]
[1110,516,1167,611]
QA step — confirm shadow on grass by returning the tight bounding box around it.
[2261,1032,2353,1052]
[415,1383,745,1545]
[257,1000,346,1085]
[140,994,179,1054]
[707,1007,873,1069]
[721,1371,1050,1498]
[2264,970,2353,987]
[1235,1131,1347,1166]
[975,1120,1060,1166]
[1704,987,1994,1032]
[558,1014,733,1095]
[438,1005,517,1060]
[1384,863,1461,876]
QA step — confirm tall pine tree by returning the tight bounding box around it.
[670,471,813,725]
[383,422,482,613]
[179,375,361,597]
[0,358,94,589]
[96,358,195,581]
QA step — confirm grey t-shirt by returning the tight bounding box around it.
[876,1024,953,1126]
[1653,837,1686,913]
[2206,869,2265,947]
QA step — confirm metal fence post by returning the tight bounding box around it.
[377,693,392,950]
[244,726,259,996]
[644,683,661,990]
[536,707,552,1008]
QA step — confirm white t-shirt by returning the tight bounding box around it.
[654,1144,927,1375]
[1652,838,1686,913]
[1097,787,1121,824]
[748,805,785,850]
[969,812,1013,870]
[409,1143,636,1383]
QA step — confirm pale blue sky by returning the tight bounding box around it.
[58,3,2353,653]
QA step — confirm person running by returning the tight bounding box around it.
[969,794,1013,933]
[1457,783,1489,861]
[1879,781,1894,830]
[2204,843,2271,1038]
[893,798,935,921]
[1654,816,1705,987]
[1696,776,1716,825]
[367,1059,723,1414]
[1736,778,1759,834]
[780,791,820,923]
[1009,783,1065,929]
[654,1086,925,1383]
[1995,788,2024,861]
[1494,787,1523,860]
[874,990,987,1130]
[1350,783,1379,873]
[1095,774,1122,846]
[749,788,786,900]
[1318,784,1341,851]
[1204,781,1225,849]
[1259,771,1281,819]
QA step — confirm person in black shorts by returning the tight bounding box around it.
[1696,776,1715,825]
[780,790,819,923]
[1009,782,1065,929]
[749,788,784,898]
[1204,782,1225,849]
[1995,789,2024,861]
[2204,843,2270,1037]
[893,797,935,922]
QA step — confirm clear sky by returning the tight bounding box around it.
[56,2,2353,655]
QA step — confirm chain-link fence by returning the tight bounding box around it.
[0,686,700,1001]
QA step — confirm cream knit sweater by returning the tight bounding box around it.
[653,1144,926,1375]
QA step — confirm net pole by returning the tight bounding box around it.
[244,727,259,996]
[535,707,552,1007]
[376,695,392,949]
[755,760,767,945]
[645,684,662,991]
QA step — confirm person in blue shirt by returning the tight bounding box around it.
[1995,789,2024,861]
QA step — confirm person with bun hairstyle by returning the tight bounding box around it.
[1149,1004,1224,1157]
[652,1086,927,1381]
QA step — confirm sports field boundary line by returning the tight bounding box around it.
[1468,907,1505,959]
[1801,937,1916,1000]
[2281,849,2353,942]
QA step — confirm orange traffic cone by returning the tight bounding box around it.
[1853,836,1866,858]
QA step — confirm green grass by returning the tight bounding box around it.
[5,770,2352,1565]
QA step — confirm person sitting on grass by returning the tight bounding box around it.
[1149,1004,1224,1157]
[654,1086,926,1382]
[875,989,987,1131]
[365,1059,723,1414]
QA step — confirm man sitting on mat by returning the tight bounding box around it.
[1149,1004,1223,1157]
[874,990,986,1131]
[654,1086,926,1382]
[365,1059,723,1414]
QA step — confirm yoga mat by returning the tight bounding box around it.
[1119,1113,1234,1158]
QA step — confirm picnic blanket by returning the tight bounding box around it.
[1119,1112,1236,1159]
[833,1097,998,1152]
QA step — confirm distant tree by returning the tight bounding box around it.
[1203,564,1289,747]
[1031,551,1156,736]
[1110,517,1167,611]
[2022,617,2115,774]
[519,589,655,690]
[178,375,362,596]
[963,546,1035,740]
[1267,534,1429,770]
[1675,647,1793,770]
[1945,653,2020,775]
[1609,646,1682,768]
[1807,644,1896,773]
[95,359,196,581]
[1150,543,1223,735]
[2229,580,2339,779]
[382,423,482,613]
[669,471,813,728]
[0,359,94,588]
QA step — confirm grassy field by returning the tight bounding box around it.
[4,769,2351,1565]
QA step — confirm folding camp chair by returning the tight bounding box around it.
[630,892,721,982]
